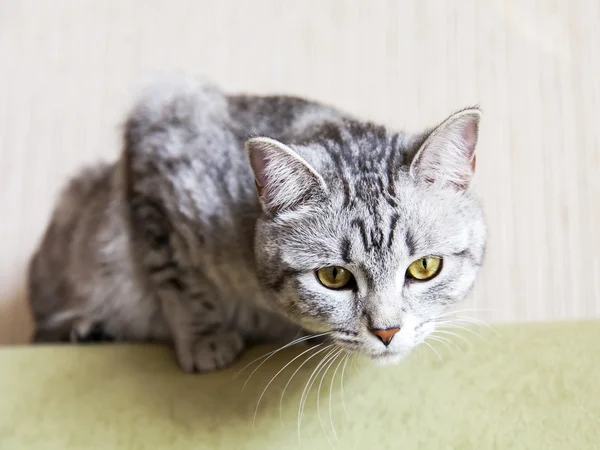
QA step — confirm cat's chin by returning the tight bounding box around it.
[369,352,406,366]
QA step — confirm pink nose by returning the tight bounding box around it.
[370,327,401,346]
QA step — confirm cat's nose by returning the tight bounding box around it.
[370,327,401,346]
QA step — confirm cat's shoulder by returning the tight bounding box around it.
[125,76,228,140]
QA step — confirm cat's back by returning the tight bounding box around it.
[124,77,236,166]
[123,77,346,220]
[125,77,345,163]
[227,93,344,139]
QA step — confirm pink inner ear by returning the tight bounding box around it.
[249,148,268,189]
[461,118,479,159]
[460,117,479,176]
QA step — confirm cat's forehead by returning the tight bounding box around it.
[275,189,476,287]
[296,120,411,176]
[301,120,391,148]
[296,123,424,209]
[329,187,473,259]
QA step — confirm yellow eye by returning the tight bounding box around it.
[406,256,443,281]
[316,266,353,289]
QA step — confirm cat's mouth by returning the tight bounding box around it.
[329,339,409,365]
[327,334,411,365]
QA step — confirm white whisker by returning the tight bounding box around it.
[329,351,346,441]
[239,332,331,389]
[236,335,311,378]
[278,344,331,422]
[426,335,458,355]
[437,316,501,337]
[340,353,351,420]
[352,354,363,377]
[423,341,443,362]
[317,349,342,446]
[435,322,489,343]
[432,328,475,348]
[253,343,325,427]
[414,343,425,360]
[297,347,338,441]
[433,308,494,320]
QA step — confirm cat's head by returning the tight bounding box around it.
[247,108,486,364]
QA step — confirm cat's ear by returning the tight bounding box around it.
[245,137,327,214]
[409,108,481,190]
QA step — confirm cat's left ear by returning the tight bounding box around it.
[410,108,481,190]
[245,137,327,215]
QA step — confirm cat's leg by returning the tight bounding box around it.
[158,288,244,372]
[130,200,244,373]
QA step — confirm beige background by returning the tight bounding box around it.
[1,0,599,344]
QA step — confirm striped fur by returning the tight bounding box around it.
[28,77,486,372]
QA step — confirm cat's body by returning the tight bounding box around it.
[29,77,486,372]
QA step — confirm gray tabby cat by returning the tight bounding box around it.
[28,77,486,373]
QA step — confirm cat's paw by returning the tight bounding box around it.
[176,331,245,373]
[70,320,115,343]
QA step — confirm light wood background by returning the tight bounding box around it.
[1,0,599,344]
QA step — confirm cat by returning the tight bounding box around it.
[28,76,486,373]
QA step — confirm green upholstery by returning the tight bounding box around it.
[1,321,598,449]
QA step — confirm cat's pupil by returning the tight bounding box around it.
[332,267,338,279]
[422,259,427,270]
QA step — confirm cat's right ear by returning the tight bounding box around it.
[245,137,327,215]
[409,108,481,190]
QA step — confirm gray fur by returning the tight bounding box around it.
[28,76,486,371]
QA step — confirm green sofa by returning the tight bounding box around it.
[1,321,598,449]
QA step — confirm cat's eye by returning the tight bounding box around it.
[406,256,443,281]
[316,266,354,290]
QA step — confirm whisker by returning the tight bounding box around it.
[433,308,494,320]
[437,316,501,337]
[426,335,458,355]
[253,343,326,427]
[352,354,363,377]
[236,338,305,379]
[297,347,338,441]
[435,322,490,342]
[432,329,475,349]
[423,341,443,362]
[296,347,336,438]
[237,332,331,378]
[329,351,346,441]
[340,353,351,420]
[239,332,331,389]
[278,343,334,423]
[415,343,429,363]
[298,348,338,435]
[436,320,483,332]
[317,350,342,446]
